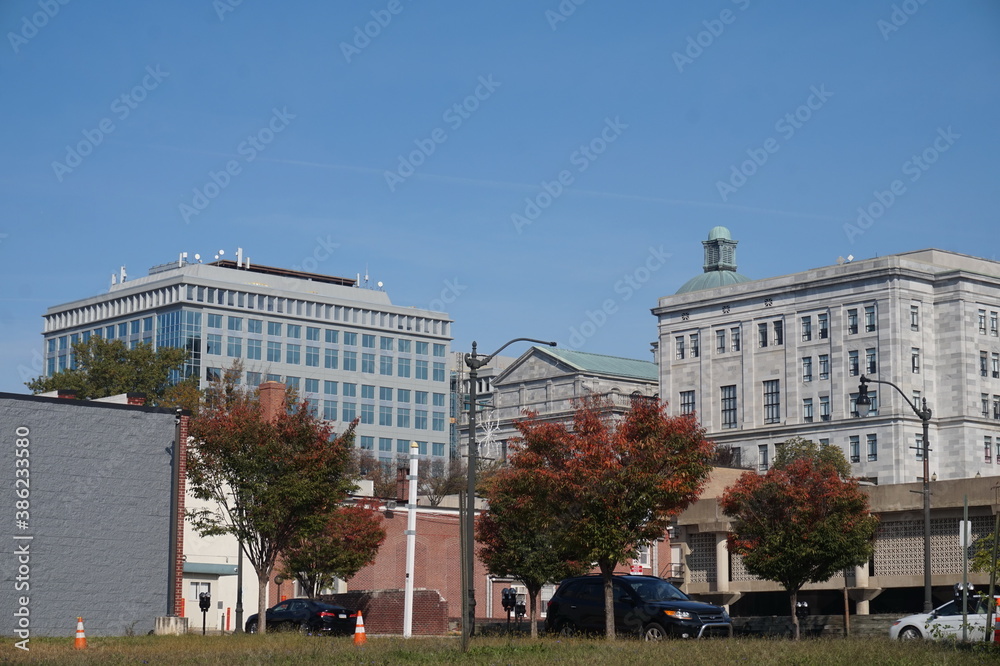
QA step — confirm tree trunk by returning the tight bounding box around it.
[789,590,799,640]
[600,561,616,640]
[528,589,538,639]
[258,567,271,634]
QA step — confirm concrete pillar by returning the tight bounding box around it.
[715,533,730,593]
[854,564,869,615]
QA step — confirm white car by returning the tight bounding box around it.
[889,598,994,641]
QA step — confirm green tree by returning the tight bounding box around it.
[477,420,590,637]
[510,397,715,639]
[187,385,357,633]
[720,438,878,639]
[26,337,187,405]
[282,503,386,599]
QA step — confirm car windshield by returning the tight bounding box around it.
[627,578,689,602]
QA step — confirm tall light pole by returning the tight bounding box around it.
[856,374,933,612]
[461,338,556,652]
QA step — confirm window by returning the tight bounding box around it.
[432,412,445,431]
[360,436,374,450]
[246,371,261,387]
[848,350,859,376]
[394,357,410,378]
[361,352,375,373]
[379,437,392,452]
[208,314,222,328]
[397,439,409,454]
[993,352,1000,378]
[190,582,211,601]
[415,391,428,405]
[397,408,410,428]
[433,393,445,407]
[731,327,741,352]
[416,341,429,355]
[801,316,812,341]
[910,305,919,331]
[982,351,989,377]
[433,362,445,381]
[758,444,769,472]
[802,357,813,382]
[306,326,320,341]
[247,338,261,360]
[758,323,768,348]
[820,396,830,421]
[342,402,356,422]
[433,343,446,357]
[866,434,877,461]
[979,309,988,334]
[286,344,301,364]
[818,313,829,339]
[342,383,357,397]
[361,384,375,399]
[306,346,319,367]
[206,367,221,382]
[325,329,338,344]
[819,354,830,380]
[716,330,726,354]
[847,309,858,334]
[680,390,696,416]
[206,334,222,355]
[864,305,876,332]
[802,398,813,423]
[248,318,262,334]
[992,312,999,336]
[721,385,738,429]
[415,410,428,430]
[985,436,992,463]
[361,404,374,425]
[415,360,428,380]
[362,334,375,348]
[690,333,699,358]
[849,436,860,463]
[325,349,339,369]
[866,348,876,375]
[228,316,242,332]
[982,393,990,418]
[324,381,338,395]
[267,341,281,362]
[675,336,685,360]
[763,380,780,424]
[397,389,410,403]
[267,321,282,336]
[911,348,920,373]
[380,336,393,351]
[285,376,300,391]
[287,324,302,339]
[994,395,1000,420]
[773,320,783,345]
[433,442,445,456]
[227,336,242,358]
[380,355,393,375]
[398,339,411,353]
[343,332,357,346]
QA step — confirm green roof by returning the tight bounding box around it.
[675,269,752,294]
[537,347,658,382]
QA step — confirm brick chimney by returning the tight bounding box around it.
[396,466,408,503]
[259,381,285,422]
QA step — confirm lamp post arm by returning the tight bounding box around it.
[466,338,557,370]
[860,375,930,421]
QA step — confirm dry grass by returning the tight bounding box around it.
[2,633,997,665]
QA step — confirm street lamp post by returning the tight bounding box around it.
[461,338,556,652]
[856,374,933,612]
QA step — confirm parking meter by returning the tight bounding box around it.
[795,601,809,619]
[199,592,211,635]
[515,593,526,620]
[501,588,515,613]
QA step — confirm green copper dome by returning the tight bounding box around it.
[675,227,751,294]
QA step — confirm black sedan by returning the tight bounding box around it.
[245,598,357,635]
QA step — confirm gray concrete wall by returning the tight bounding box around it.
[1,394,176,640]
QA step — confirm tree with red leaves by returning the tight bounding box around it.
[477,421,590,637]
[720,437,878,639]
[498,396,715,639]
[187,386,357,634]
[282,502,386,599]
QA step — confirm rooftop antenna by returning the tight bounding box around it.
[178,252,188,268]
[245,255,251,270]
[119,266,127,283]
[214,249,225,262]
[195,253,202,263]
[110,273,117,287]
[236,247,243,267]
[836,256,845,265]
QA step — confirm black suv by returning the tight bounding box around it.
[545,574,732,640]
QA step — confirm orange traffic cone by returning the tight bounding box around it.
[74,617,87,649]
[353,610,367,645]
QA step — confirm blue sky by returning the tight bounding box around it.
[1,1,998,393]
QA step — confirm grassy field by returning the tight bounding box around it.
[2,634,998,666]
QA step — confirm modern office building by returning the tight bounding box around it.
[654,227,1000,483]
[40,253,454,467]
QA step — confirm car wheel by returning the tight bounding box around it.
[556,620,577,637]
[643,623,669,641]
[246,619,258,634]
[898,626,923,640]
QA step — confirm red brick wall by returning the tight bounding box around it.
[173,413,189,616]
[323,589,448,635]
